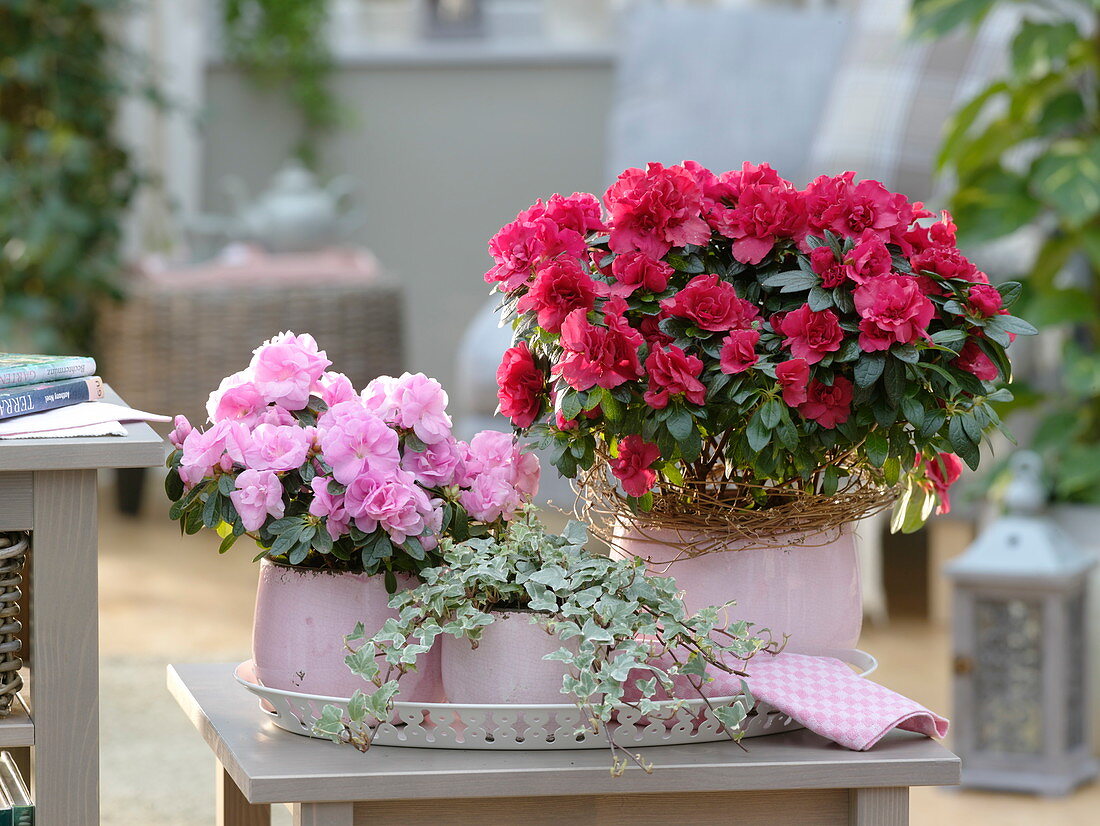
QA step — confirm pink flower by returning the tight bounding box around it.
[401,437,466,488]
[778,305,844,364]
[514,450,541,499]
[775,358,810,406]
[854,275,934,351]
[179,421,233,488]
[317,372,358,408]
[485,214,587,292]
[604,163,710,258]
[968,284,1003,317]
[459,467,525,523]
[918,452,964,515]
[230,468,285,532]
[206,370,259,425]
[643,345,705,409]
[661,273,759,332]
[809,246,854,289]
[168,415,192,449]
[611,435,661,497]
[953,341,999,381]
[845,231,893,284]
[344,469,434,544]
[553,307,643,391]
[802,172,918,243]
[516,258,597,333]
[255,405,297,427]
[248,424,312,472]
[223,421,262,469]
[496,342,545,429]
[719,329,760,374]
[717,183,806,265]
[250,332,332,410]
[318,401,401,485]
[459,431,540,507]
[387,373,453,445]
[608,252,674,297]
[308,475,350,538]
[543,192,606,235]
[797,377,853,429]
[360,375,398,420]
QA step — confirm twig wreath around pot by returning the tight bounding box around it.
[315,512,777,775]
[486,162,1035,646]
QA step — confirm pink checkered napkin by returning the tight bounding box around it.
[742,653,949,751]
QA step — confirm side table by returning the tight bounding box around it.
[169,663,960,826]
[0,386,164,824]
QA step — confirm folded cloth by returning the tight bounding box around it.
[743,653,949,751]
[625,651,948,751]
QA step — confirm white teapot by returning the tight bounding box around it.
[220,160,360,253]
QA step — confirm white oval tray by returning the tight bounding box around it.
[234,649,876,751]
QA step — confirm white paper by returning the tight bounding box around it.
[0,401,170,438]
[0,422,128,440]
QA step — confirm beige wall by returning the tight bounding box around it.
[201,59,615,395]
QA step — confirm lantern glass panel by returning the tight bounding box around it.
[1067,590,1086,751]
[973,597,1044,754]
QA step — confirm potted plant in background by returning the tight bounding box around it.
[315,512,776,775]
[165,331,539,699]
[486,162,1031,653]
[910,0,1100,747]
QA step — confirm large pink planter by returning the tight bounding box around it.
[441,611,574,704]
[252,559,442,700]
[612,524,862,654]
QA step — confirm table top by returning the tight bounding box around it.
[0,385,165,471]
[168,663,961,805]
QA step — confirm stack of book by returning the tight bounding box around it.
[0,354,103,422]
[0,752,32,825]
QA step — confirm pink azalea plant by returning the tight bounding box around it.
[489,162,1035,530]
[166,333,539,583]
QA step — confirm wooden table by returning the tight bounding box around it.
[169,663,960,826]
[0,386,164,824]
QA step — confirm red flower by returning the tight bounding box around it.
[611,435,661,497]
[918,452,964,514]
[717,183,806,265]
[776,358,810,406]
[553,308,643,391]
[910,244,983,284]
[516,258,597,333]
[809,246,854,289]
[637,312,675,347]
[662,273,759,332]
[643,345,706,409]
[609,252,674,297]
[953,341,999,382]
[854,274,934,351]
[543,192,606,235]
[797,377,853,429]
[778,304,844,364]
[496,343,545,429]
[845,231,893,284]
[968,284,1003,317]
[802,172,923,244]
[485,215,586,291]
[604,163,711,258]
[719,329,760,374]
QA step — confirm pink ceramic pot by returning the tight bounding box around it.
[612,524,861,654]
[252,559,443,700]
[441,611,574,704]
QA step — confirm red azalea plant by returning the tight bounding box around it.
[487,162,1035,532]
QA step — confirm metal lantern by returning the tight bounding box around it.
[946,451,1098,795]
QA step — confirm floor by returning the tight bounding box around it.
[95,494,1100,825]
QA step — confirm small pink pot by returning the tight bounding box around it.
[441,611,574,704]
[252,559,443,700]
[612,523,862,654]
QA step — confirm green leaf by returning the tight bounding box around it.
[808,286,833,311]
[910,0,999,40]
[667,407,694,441]
[992,314,1039,336]
[865,430,889,468]
[854,353,886,388]
[930,329,967,347]
[760,399,783,429]
[952,166,1041,243]
[747,409,771,452]
[560,391,584,423]
[884,358,906,404]
[948,415,981,470]
[218,532,238,554]
[1011,20,1078,81]
[759,270,818,293]
[1030,139,1100,228]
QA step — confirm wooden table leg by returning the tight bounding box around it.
[850,787,908,825]
[293,802,355,826]
[217,763,270,826]
[31,470,98,825]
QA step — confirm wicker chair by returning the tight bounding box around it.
[97,258,405,512]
